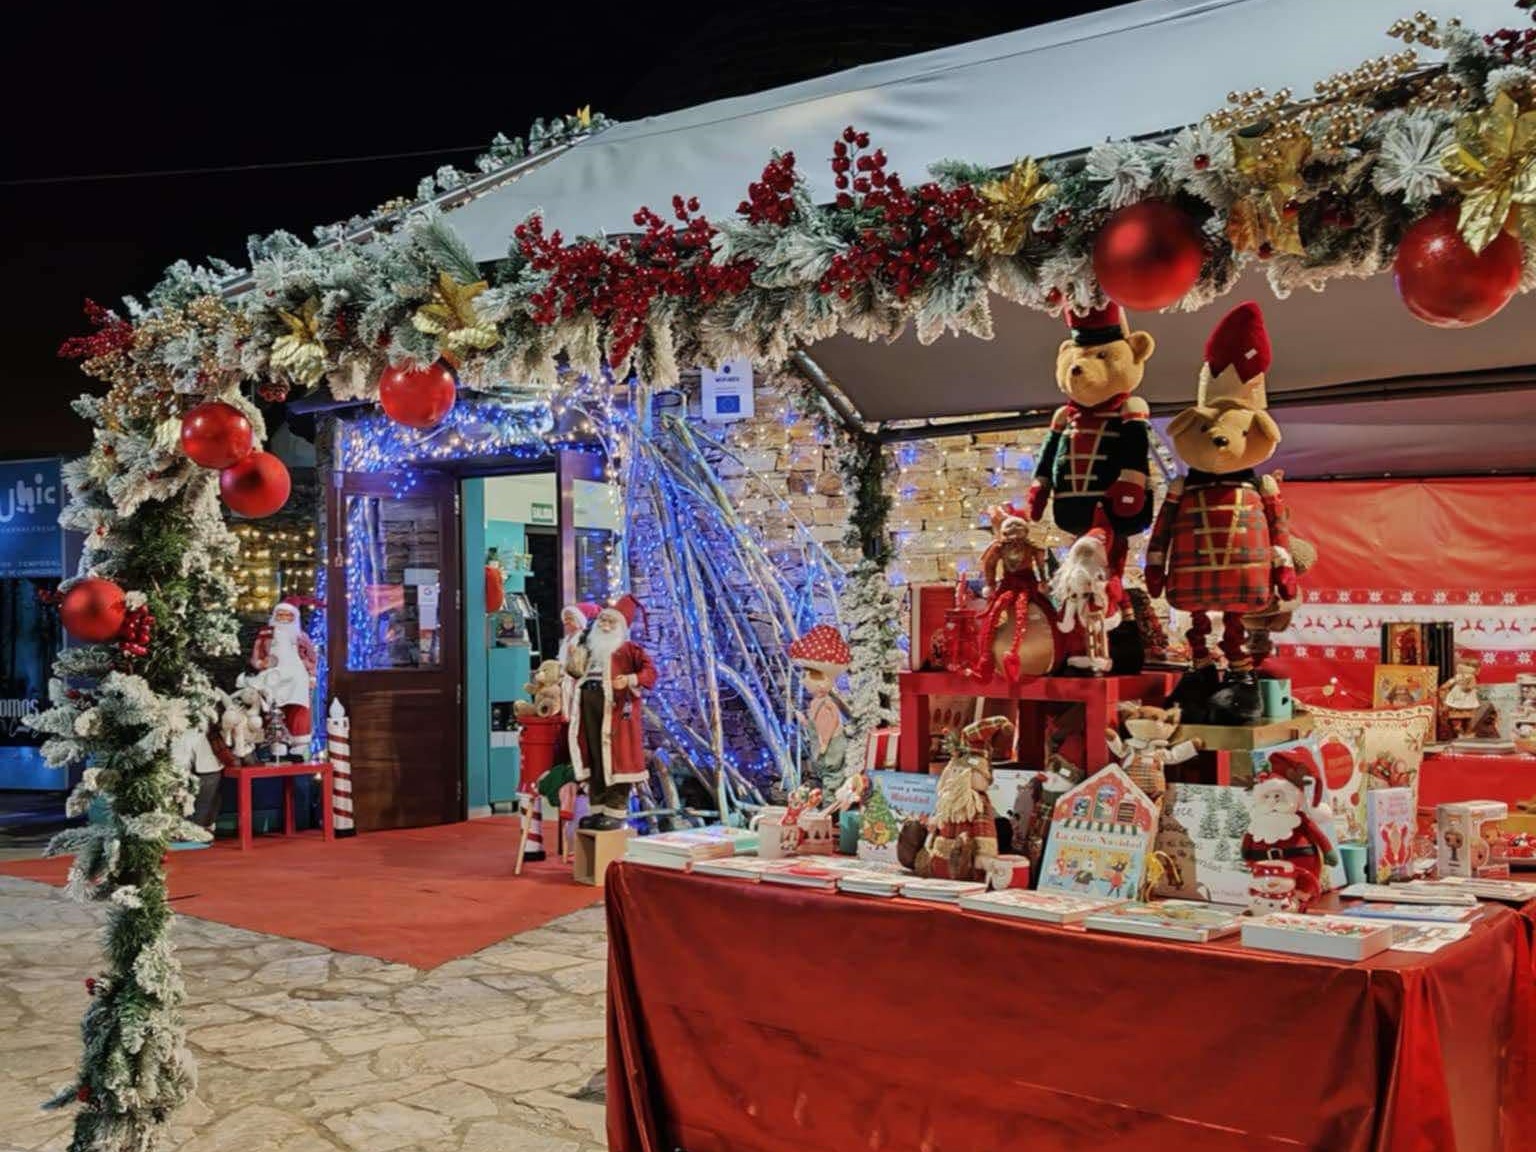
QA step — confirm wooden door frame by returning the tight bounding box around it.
[326,470,465,828]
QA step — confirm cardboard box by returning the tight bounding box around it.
[1436,800,1509,879]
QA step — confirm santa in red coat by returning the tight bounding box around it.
[250,599,318,757]
[1240,749,1339,907]
[566,594,658,830]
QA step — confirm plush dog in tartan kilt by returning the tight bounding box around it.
[1146,302,1297,725]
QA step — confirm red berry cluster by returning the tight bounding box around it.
[737,152,799,225]
[517,198,754,367]
[1485,24,1536,61]
[84,977,98,995]
[58,300,136,362]
[816,127,981,301]
[117,605,154,662]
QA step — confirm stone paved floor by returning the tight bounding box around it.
[0,875,610,1152]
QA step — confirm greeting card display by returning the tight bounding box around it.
[1152,782,1252,904]
[1366,787,1415,884]
[1372,665,1437,709]
[1037,765,1157,902]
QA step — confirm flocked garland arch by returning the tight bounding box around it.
[28,7,1536,1146]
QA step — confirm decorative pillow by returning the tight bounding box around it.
[1305,702,1436,845]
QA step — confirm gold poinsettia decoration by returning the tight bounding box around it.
[412,272,500,356]
[1443,91,1536,253]
[575,105,593,128]
[967,158,1057,258]
[1227,129,1312,256]
[269,297,328,388]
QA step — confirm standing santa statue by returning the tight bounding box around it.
[1240,749,1339,908]
[566,594,658,830]
[250,599,318,760]
[788,624,852,794]
[557,603,600,721]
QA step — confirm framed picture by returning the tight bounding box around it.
[1380,622,1428,667]
[1372,664,1437,710]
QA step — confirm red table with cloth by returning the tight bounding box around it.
[1420,753,1536,810]
[605,862,1533,1152]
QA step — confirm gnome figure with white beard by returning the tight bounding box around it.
[250,599,318,761]
[566,595,658,830]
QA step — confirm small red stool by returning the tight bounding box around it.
[223,762,335,850]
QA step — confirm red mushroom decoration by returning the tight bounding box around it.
[789,624,852,673]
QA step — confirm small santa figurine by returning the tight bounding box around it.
[557,603,600,721]
[788,624,852,794]
[1049,513,1127,674]
[249,599,317,760]
[565,595,658,831]
[898,717,1011,881]
[1240,749,1339,908]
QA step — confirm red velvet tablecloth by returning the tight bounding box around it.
[1419,753,1536,810]
[606,863,1533,1152]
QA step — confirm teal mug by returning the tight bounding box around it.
[1338,843,1367,886]
[1261,678,1293,720]
[838,810,862,855]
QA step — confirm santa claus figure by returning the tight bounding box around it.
[1240,750,1339,908]
[565,594,658,830]
[250,599,318,760]
[788,624,851,794]
[557,603,599,721]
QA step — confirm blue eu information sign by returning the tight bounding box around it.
[0,458,64,578]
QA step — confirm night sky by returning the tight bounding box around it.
[0,1,1123,457]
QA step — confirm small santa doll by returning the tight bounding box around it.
[788,624,852,794]
[250,599,317,760]
[566,594,658,831]
[1240,750,1340,908]
[899,717,1011,881]
[557,603,599,720]
[1049,513,1127,674]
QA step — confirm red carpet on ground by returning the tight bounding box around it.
[0,817,602,970]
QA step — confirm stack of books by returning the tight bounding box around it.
[623,826,754,870]
[898,877,988,904]
[958,889,1125,926]
[1339,883,1477,906]
[1082,901,1243,943]
[1241,913,1394,961]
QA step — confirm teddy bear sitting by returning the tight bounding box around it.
[219,681,268,762]
[1146,302,1296,725]
[1026,303,1156,670]
[514,659,564,719]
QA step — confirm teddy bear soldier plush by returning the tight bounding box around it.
[1146,301,1297,725]
[1026,304,1156,668]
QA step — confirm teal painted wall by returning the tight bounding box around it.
[462,478,537,812]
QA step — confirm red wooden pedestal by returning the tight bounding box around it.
[897,671,1176,773]
[223,762,335,851]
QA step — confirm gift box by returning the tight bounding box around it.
[987,855,1031,891]
[863,727,901,771]
[1436,800,1509,879]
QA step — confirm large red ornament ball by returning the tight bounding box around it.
[1092,200,1205,310]
[219,451,291,518]
[179,402,253,469]
[378,361,458,429]
[1393,205,1522,328]
[60,578,127,643]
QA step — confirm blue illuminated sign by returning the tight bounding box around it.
[0,458,64,578]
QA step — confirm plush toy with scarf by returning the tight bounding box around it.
[898,717,1012,881]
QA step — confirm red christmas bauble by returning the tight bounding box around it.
[378,361,457,428]
[1092,200,1205,310]
[179,402,253,469]
[60,578,127,643]
[219,451,291,518]
[1393,205,1522,328]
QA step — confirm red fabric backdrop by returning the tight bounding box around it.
[1258,477,1536,699]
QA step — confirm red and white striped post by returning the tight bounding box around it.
[327,698,355,837]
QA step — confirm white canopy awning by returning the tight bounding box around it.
[445,0,1532,472]
[452,0,1512,255]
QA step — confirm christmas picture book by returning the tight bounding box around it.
[1240,913,1393,962]
[1334,903,1478,923]
[1037,765,1157,903]
[957,889,1125,926]
[1152,783,1251,905]
[1082,900,1243,943]
[898,877,988,903]
[1339,882,1477,906]
[858,770,938,863]
[1367,787,1416,884]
